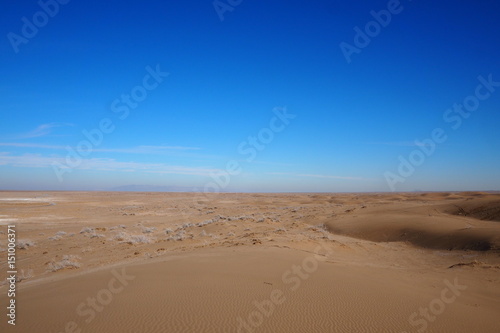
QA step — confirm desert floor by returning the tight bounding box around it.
[0,191,499,332]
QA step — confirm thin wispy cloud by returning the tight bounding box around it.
[0,152,220,176]
[0,143,65,149]
[268,172,365,180]
[95,145,201,153]
[240,159,293,167]
[16,123,73,139]
[367,141,433,147]
[297,173,365,180]
[0,143,201,153]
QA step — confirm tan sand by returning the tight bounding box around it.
[0,191,499,332]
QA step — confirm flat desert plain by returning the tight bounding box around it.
[1,191,499,332]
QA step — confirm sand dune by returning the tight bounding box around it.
[0,191,499,332]
[443,198,500,222]
[325,195,500,251]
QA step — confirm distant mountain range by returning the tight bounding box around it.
[109,185,199,192]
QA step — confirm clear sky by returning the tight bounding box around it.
[1,0,499,192]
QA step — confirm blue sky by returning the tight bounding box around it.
[1,0,499,192]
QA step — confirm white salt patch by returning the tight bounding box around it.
[0,198,46,201]
[0,218,18,225]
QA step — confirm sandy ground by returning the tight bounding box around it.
[0,191,499,332]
